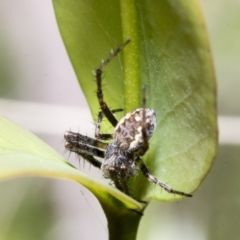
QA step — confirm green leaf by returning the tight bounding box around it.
[0,0,217,238]
[52,0,217,201]
[0,114,144,239]
[0,115,143,212]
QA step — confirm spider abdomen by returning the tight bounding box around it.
[114,108,156,151]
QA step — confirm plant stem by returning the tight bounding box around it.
[103,204,142,240]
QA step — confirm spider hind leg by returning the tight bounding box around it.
[139,159,192,197]
[137,86,192,198]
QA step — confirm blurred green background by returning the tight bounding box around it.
[0,0,239,239]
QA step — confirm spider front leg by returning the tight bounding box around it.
[65,131,108,149]
[95,108,123,140]
[95,39,130,128]
[64,131,107,169]
[65,140,103,169]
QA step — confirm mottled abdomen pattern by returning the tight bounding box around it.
[114,108,156,151]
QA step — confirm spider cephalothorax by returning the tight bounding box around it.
[64,39,192,198]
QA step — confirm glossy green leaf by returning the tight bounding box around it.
[53,0,217,201]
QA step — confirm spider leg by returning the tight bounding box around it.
[109,168,124,192]
[95,39,131,128]
[75,152,102,169]
[119,165,131,196]
[65,140,105,169]
[64,131,108,149]
[95,108,124,140]
[137,157,192,197]
[135,86,192,197]
[109,166,130,196]
[138,85,149,156]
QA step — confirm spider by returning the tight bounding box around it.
[64,39,192,198]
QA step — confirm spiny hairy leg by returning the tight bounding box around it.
[95,39,131,127]
[139,159,192,197]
